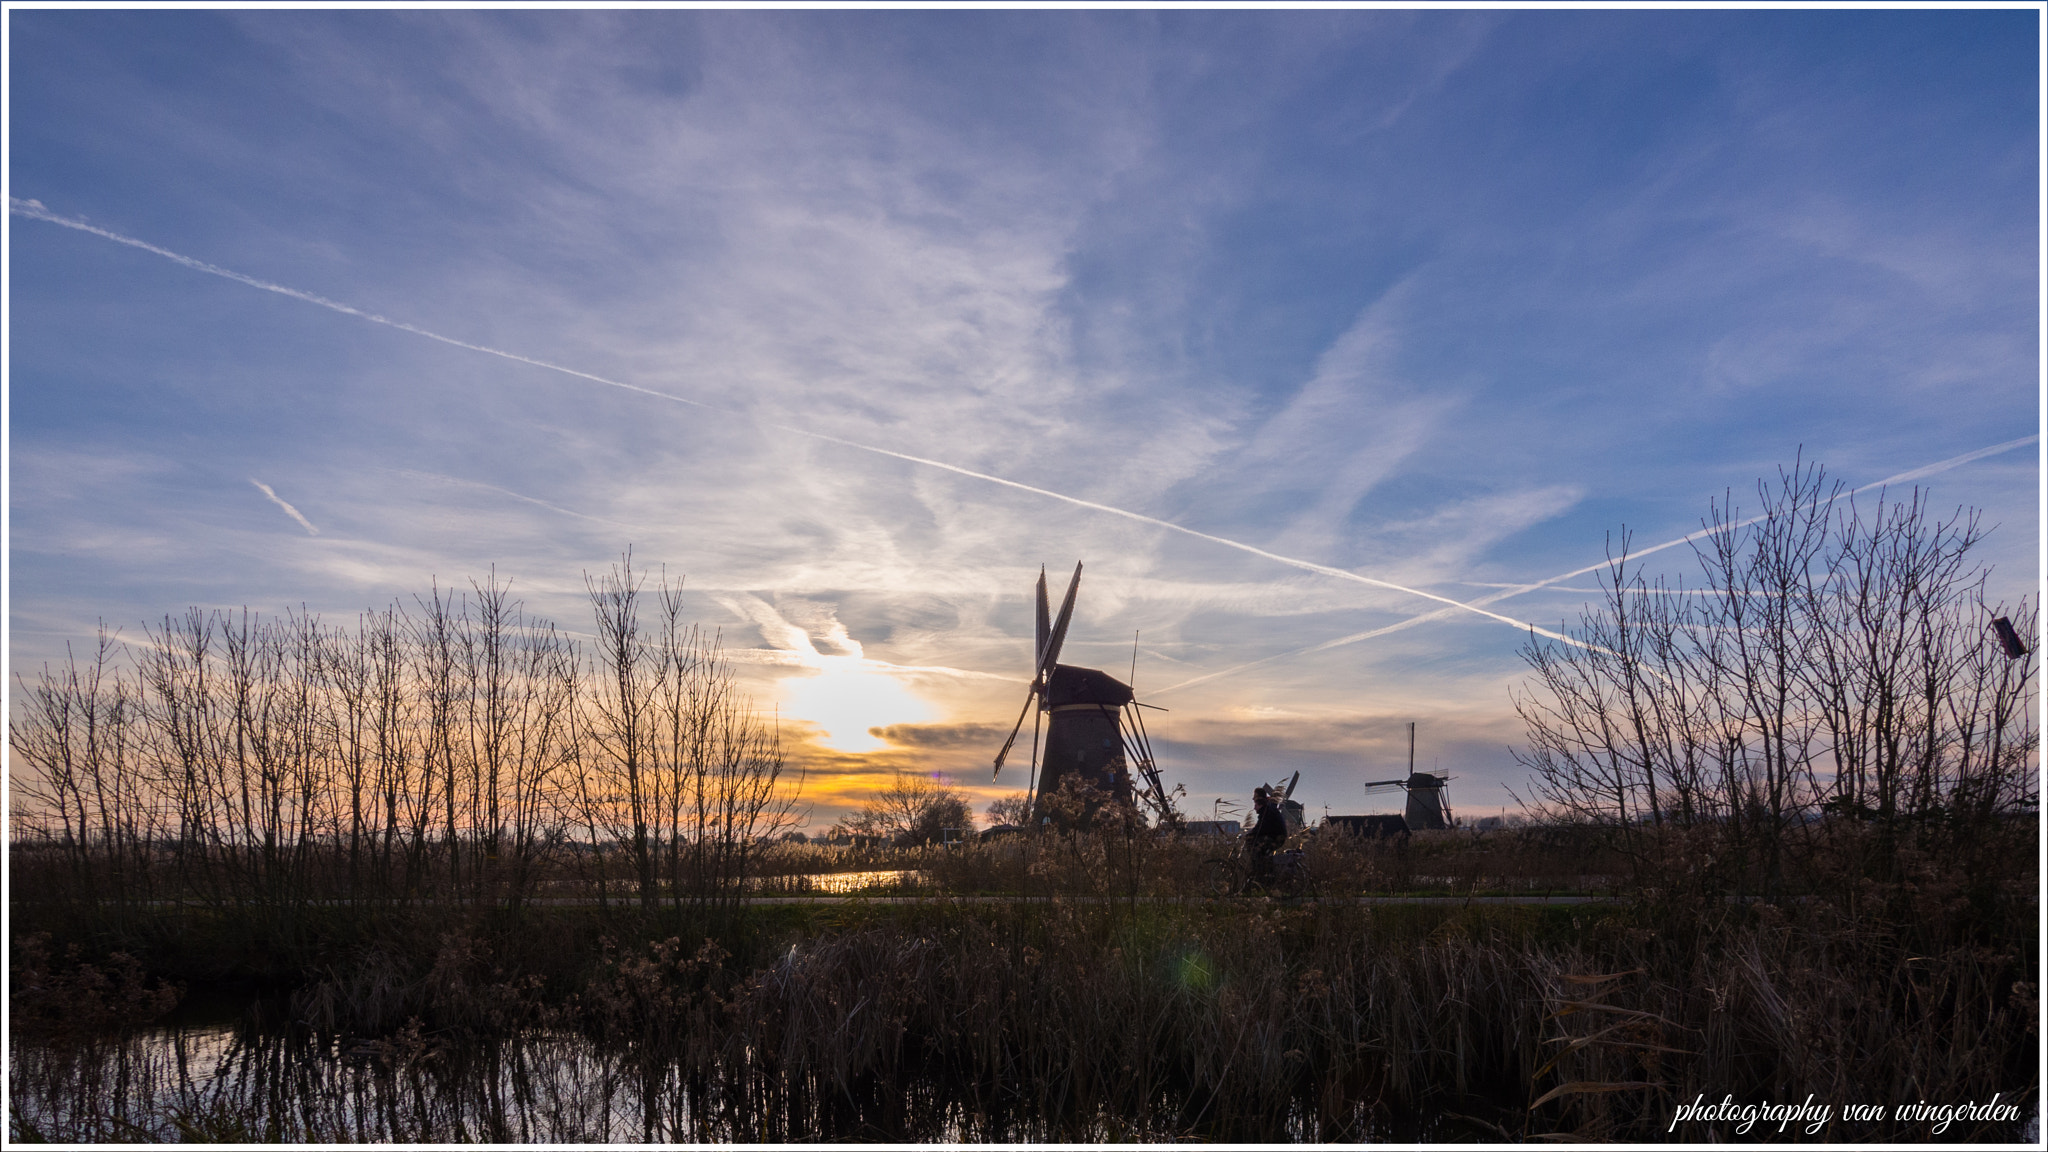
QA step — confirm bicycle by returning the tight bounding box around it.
[1203,839,1319,899]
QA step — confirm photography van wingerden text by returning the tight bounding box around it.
[1670,1093,2023,1136]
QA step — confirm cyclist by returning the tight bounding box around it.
[1246,785,1287,887]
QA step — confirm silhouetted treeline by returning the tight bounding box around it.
[10,559,800,924]
[1516,462,2037,896]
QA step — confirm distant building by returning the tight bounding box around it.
[1324,814,1409,838]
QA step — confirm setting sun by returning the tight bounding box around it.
[781,656,935,753]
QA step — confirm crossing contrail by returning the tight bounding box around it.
[1151,435,2039,695]
[1463,434,2040,602]
[12,197,1591,649]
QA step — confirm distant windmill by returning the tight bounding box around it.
[1362,722,1453,831]
[1265,770,1305,832]
[992,563,1172,825]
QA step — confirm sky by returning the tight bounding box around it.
[7,9,2040,830]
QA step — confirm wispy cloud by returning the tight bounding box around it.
[248,479,319,536]
[1223,284,1452,556]
[10,14,2033,827]
[13,198,1587,649]
[1154,435,2040,695]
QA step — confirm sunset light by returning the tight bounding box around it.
[781,655,935,754]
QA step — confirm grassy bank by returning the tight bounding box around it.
[13,819,2037,1142]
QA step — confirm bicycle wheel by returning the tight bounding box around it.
[1280,862,1320,899]
[1202,858,1240,898]
[1273,851,1317,899]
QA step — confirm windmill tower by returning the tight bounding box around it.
[1363,721,1453,831]
[992,563,1171,825]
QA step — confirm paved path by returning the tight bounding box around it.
[735,893,1613,906]
[114,893,1616,910]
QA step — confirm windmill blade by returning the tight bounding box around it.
[1038,561,1083,678]
[991,686,1039,778]
[1024,703,1043,810]
[1283,771,1300,801]
[1035,567,1051,672]
[1126,700,1169,817]
[1117,705,1168,818]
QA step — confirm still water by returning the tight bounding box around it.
[750,869,925,895]
[13,1017,1042,1143]
[9,1007,1497,1143]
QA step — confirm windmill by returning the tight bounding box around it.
[992,563,1172,825]
[1263,770,1306,833]
[1362,722,1453,831]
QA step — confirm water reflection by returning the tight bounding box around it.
[10,1018,1494,1143]
[749,869,925,895]
[14,1024,718,1143]
[10,1021,1062,1142]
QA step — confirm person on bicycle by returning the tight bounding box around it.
[1247,785,1287,885]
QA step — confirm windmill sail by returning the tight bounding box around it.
[991,690,1039,779]
[1038,562,1081,682]
[995,562,1083,779]
[1035,567,1051,671]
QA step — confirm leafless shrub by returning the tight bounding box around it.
[1515,459,2037,896]
[831,771,976,847]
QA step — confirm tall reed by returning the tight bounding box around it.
[20,887,2028,1143]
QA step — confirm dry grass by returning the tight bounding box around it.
[12,814,2035,1142]
[16,890,2031,1142]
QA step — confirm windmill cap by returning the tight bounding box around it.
[1044,664,1133,707]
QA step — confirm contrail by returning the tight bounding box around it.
[1457,435,2041,604]
[9,198,714,415]
[249,479,319,536]
[1151,435,2038,695]
[14,197,1590,648]
[392,468,640,530]
[794,428,1588,647]
[1458,583,1763,596]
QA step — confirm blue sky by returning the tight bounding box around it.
[8,10,2039,827]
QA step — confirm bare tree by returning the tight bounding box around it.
[1515,460,2036,893]
[14,560,800,922]
[985,793,1033,827]
[837,773,974,847]
[409,583,473,903]
[580,554,662,909]
[11,627,145,914]
[464,572,578,913]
